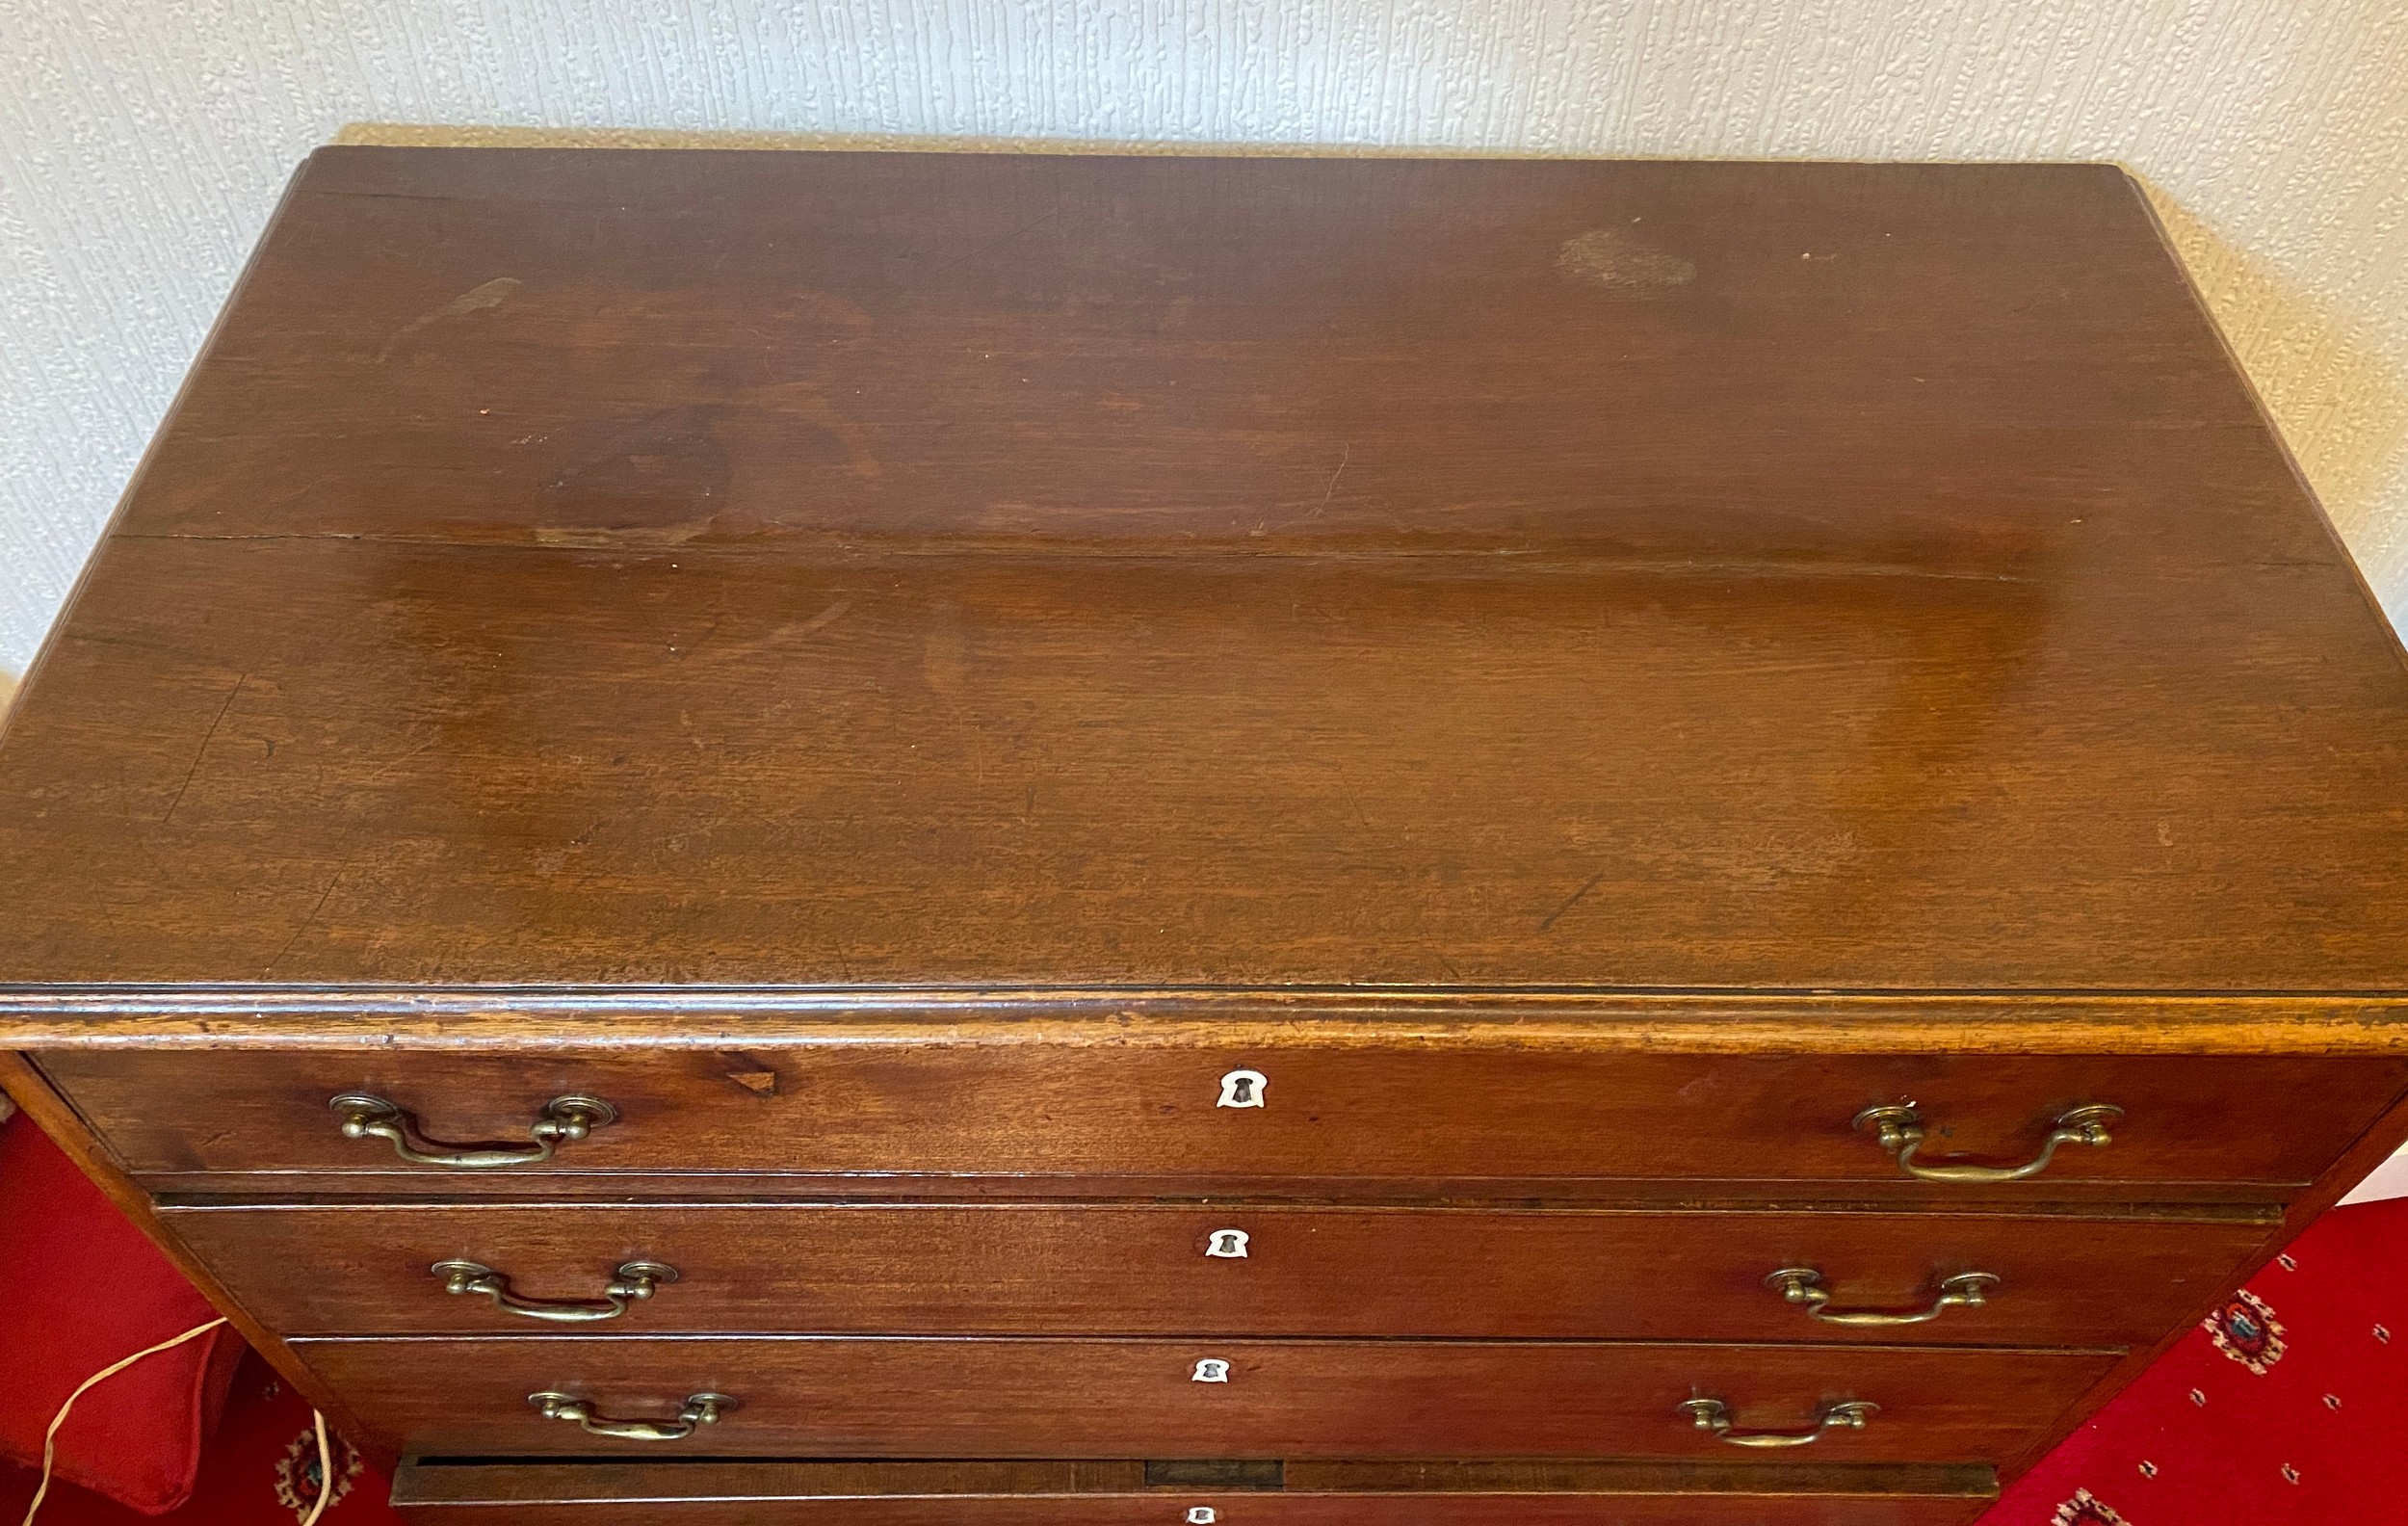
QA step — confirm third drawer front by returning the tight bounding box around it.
[49,1048,2408,1193]
[294,1335,2118,1465]
[162,1200,2269,1347]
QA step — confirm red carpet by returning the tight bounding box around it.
[7,1198,2406,1526]
[1983,1195,2408,1524]
[0,1116,245,1514]
[0,1357,395,1526]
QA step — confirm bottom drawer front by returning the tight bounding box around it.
[299,1336,2114,1464]
[394,1459,2000,1526]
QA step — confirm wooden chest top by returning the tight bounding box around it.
[4,148,2407,1013]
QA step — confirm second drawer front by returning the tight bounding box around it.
[52,1048,2408,1192]
[294,1335,2118,1464]
[167,1200,2267,1347]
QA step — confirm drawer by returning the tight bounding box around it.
[392,1459,2000,1525]
[46,1048,2408,1195]
[294,1334,2116,1464]
[165,1199,2269,1347]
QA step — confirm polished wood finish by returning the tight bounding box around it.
[161,1199,2268,1347]
[7,149,2408,1524]
[392,1459,1999,1525]
[45,1048,2406,1192]
[3,150,2408,1001]
[12,990,2408,1056]
[295,1334,2116,1463]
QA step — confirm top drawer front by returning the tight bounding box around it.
[43,1048,2408,1193]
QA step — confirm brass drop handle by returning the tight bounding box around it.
[432,1259,677,1323]
[330,1092,617,1169]
[1854,1102,2122,1183]
[1767,1267,2000,1326]
[1680,1397,1877,1448]
[527,1390,735,1441]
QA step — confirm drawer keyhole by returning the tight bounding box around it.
[1205,1229,1250,1259]
[1217,1068,1267,1109]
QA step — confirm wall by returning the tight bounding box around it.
[2,0,2405,679]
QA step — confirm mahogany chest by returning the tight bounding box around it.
[6,146,2408,1525]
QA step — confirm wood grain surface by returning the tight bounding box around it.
[2,149,2404,1004]
[390,1458,1999,1525]
[159,1197,2269,1346]
[49,1047,2405,1191]
[13,991,2408,1056]
[6,150,2405,1518]
[294,1332,2118,1464]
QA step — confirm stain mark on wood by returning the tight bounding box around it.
[374,276,520,363]
[537,406,731,539]
[1556,230,1694,294]
[759,382,884,479]
[796,599,854,637]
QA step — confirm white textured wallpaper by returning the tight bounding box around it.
[3,0,2406,677]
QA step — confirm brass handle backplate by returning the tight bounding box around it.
[528,1390,734,1441]
[1854,1102,2122,1184]
[1767,1267,2001,1326]
[433,1259,677,1323]
[1680,1397,1877,1448]
[330,1092,617,1169]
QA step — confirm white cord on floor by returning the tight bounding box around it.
[15,1317,329,1526]
[301,1408,333,1526]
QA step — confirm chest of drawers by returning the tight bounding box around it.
[7,146,2408,1526]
